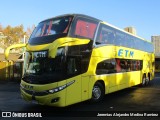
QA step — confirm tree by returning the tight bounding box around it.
[2,25,27,48]
[26,24,35,42]
[0,24,3,32]
[0,24,35,53]
[26,25,35,36]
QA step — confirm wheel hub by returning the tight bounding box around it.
[92,86,101,99]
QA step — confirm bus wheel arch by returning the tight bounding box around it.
[90,80,105,102]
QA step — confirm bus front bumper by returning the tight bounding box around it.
[20,87,66,107]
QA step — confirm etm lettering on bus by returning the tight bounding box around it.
[118,49,134,58]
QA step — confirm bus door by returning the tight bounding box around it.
[81,76,90,101]
[115,59,129,89]
[65,56,82,105]
[65,75,82,106]
[105,59,117,93]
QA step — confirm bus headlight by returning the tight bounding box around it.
[21,80,75,96]
[48,80,75,94]
[48,85,66,93]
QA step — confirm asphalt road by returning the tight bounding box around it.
[0,73,160,119]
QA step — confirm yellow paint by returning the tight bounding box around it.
[26,37,90,58]
[4,43,26,60]
[5,34,154,107]
[81,76,90,101]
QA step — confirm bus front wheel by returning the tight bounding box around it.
[90,82,105,102]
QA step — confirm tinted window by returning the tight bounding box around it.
[96,24,115,45]
[71,17,98,40]
[95,24,154,53]
[96,58,143,75]
[96,59,116,74]
[28,16,73,45]
[116,59,143,73]
[31,16,72,38]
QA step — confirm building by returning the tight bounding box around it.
[0,53,23,81]
[151,35,160,72]
[151,35,160,56]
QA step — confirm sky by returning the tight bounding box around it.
[0,0,160,41]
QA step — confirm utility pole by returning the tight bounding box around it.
[22,35,26,60]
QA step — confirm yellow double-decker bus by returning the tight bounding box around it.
[5,14,154,107]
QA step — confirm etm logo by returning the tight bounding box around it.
[118,49,134,58]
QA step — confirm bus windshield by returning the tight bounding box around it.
[28,16,73,45]
[28,15,99,45]
[31,16,72,38]
[23,48,82,84]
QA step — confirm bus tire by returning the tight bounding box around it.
[141,75,146,87]
[146,74,150,86]
[90,82,105,103]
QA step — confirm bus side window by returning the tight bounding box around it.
[96,30,105,44]
[67,58,77,75]
[99,30,109,44]
[140,60,143,70]
[116,59,121,72]
[67,57,81,75]
[117,59,131,72]
[96,59,116,75]
[132,60,136,71]
[136,61,140,70]
[74,19,97,39]
[96,24,115,45]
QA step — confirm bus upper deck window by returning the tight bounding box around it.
[74,19,97,40]
[96,25,115,45]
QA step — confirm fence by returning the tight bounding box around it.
[0,61,23,82]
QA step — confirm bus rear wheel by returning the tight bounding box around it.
[145,74,150,86]
[90,82,105,102]
[141,74,150,87]
[141,75,146,86]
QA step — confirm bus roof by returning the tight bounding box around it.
[40,14,101,23]
[40,13,151,43]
